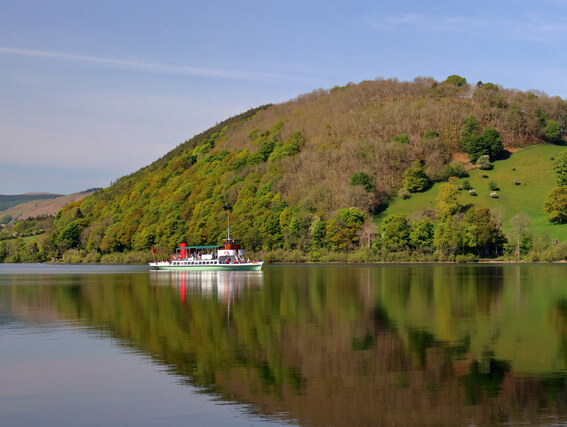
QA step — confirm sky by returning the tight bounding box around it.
[2,0,567,194]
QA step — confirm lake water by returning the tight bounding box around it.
[1,263,567,426]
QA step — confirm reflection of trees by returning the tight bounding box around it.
[5,265,567,425]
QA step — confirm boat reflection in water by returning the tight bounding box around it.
[149,269,264,304]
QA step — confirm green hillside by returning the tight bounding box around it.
[380,143,567,241]
[1,76,567,263]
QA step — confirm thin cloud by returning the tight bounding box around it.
[367,13,567,42]
[0,46,299,82]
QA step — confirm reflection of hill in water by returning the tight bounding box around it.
[5,265,567,425]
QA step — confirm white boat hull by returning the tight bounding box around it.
[149,261,263,271]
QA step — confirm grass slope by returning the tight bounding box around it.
[379,143,567,241]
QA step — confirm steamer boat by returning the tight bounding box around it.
[149,236,263,271]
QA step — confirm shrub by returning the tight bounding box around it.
[347,248,375,263]
[462,180,472,190]
[393,134,410,144]
[350,172,374,192]
[423,130,440,140]
[476,155,492,170]
[455,254,478,263]
[84,251,102,263]
[398,188,411,199]
[445,160,468,177]
[489,180,499,191]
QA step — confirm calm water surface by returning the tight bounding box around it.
[1,263,567,426]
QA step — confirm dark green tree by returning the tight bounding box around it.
[259,140,276,161]
[56,219,87,250]
[461,115,480,139]
[350,172,374,192]
[464,127,503,162]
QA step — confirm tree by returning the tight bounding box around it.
[433,216,463,257]
[482,127,504,159]
[436,182,461,219]
[309,215,326,247]
[325,208,365,251]
[544,119,562,143]
[465,128,503,162]
[56,219,87,251]
[350,172,374,192]
[381,214,410,251]
[461,115,480,139]
[444,75,467,87]
[463,208,506,256]
[402,160,431,193]
[554,150,567,186]
[509,212,532,260]
[543,186,567,223]
[409,219,434,250]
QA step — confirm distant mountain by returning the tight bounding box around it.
[0,193,62,211]
[1,191,98,222]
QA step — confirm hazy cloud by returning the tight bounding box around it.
[0,46,300,82]
[367,13,567,42]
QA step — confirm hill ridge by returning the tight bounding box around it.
[3,75,567,263]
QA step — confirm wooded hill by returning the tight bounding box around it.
[6,76,567,262]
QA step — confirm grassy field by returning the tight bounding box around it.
[378,143,567,241]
